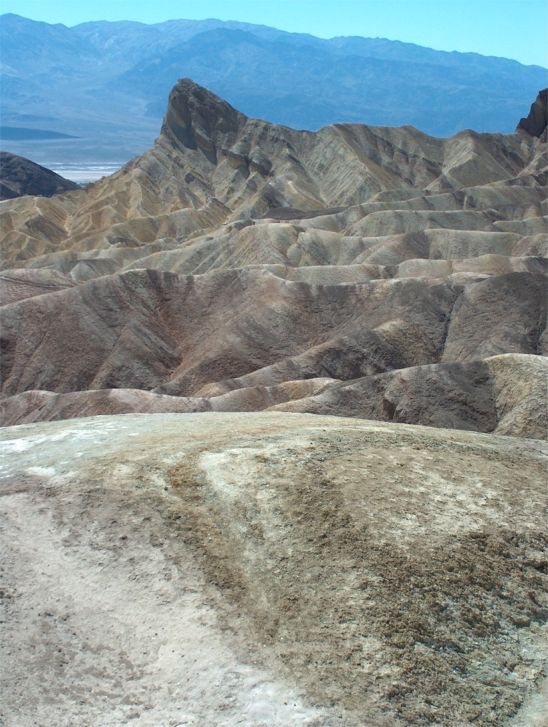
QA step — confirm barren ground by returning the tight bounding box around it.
[0,412,546,726]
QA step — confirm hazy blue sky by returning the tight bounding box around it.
[2,0,547,67]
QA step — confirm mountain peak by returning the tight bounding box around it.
[160,78,246,159]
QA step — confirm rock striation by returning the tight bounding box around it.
[0,151,78,200]
[0,80,546,437]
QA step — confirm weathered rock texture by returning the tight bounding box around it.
[0,413,546,726]
[0,80,546,437]
[0,151,78,200]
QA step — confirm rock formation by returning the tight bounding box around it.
[0,80,546,438]
[0,151,78,200]
[517,88,548,140]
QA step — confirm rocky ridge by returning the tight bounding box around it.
[0,151,78,200]
[0,80,546,437]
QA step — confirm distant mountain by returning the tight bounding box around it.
[0,13,546,164]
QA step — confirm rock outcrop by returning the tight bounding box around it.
[516,88,548,140]
[0,151,78,200]
[0,81,546,437]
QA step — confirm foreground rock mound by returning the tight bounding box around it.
[1,413,546,726]
[0,151,78,200]
[0,81,546,435]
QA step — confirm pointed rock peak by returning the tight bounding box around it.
[160,78,246,160]
[516,89,547,140]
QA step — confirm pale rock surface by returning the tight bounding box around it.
[1,413,547,726]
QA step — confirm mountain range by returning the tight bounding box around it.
[1,13,546,165]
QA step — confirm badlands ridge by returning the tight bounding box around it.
[0,80,546,435]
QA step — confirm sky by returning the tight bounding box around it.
[1,0,547,67]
